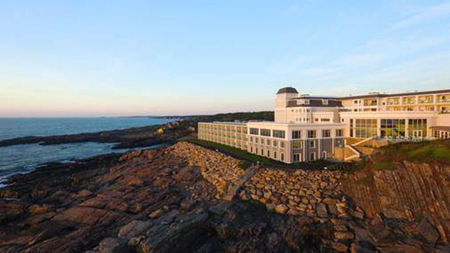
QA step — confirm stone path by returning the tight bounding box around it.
[224,166,259,201]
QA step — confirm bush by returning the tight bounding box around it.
[238,160,251,170]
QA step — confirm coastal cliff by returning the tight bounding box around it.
[342,160,450,243]
[0,142,448,252]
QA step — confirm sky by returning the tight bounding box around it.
[1,0,450,117]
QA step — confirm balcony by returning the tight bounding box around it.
[418,100,433,104]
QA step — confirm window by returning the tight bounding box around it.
[321,118,330,122]
[292,130,301,139]
[408,119,427,138]
[322,151,327,159]
[307,130,316,138]
[354,100,358,104]
[267,150,270,157]
[250,147,253,152]
[261,129,271,136]
[274,152,277,159]
[250,136,253,142]
[355,119,377,138]
[336,129,343,137]
[310,152,316,161]
[309,140,315,148]
[281,153,284,161]
[266,139,271,145]
[322,130,331,138]
[292,140,302,149]
[315,118,319,122]
[273,130,285,138]
[280,141,285,148]
[250,128,259,135]
[293,154,300,162]
[322,99,328,105]
[255,148,258,154]
[380,119,406,138]
[304,100,310,105]
[261,149,264,155]
[273,140,277,147]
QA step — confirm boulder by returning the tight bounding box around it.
[28,204,51,215]
[148,209,164,219]
[417,218,439,244]
[118,220,152,239]
[274,204,288,214]
[316,203,328,218]
[98,237,128,253]
[334,231,355,240]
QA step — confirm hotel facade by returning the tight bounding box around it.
[198,87,450,163]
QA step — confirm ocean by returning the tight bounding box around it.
[0,117,172,186]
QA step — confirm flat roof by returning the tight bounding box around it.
[339,89,450,100]
[199,121,246,126]
[430,126,450,131]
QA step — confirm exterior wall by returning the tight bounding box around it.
[198,122,247,150]
[340,111,438,138]
[340,91,450,113]
[246,122,345,163]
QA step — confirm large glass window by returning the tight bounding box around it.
[273,130,286,138]
[380,119,405,138]
[292,130,301,139]
[249,128,259,135]
[355,119,377,138]
[261,129,271,136]
[322,130,331,138]
[408,119,427,138]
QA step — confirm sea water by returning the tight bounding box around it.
[0,117,172,186]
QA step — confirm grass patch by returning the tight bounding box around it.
[373,160,394,171]
[185,138,347,170]
[383,140,450,164]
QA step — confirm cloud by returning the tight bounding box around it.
[391,2,450,30]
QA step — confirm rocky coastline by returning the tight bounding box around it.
[0,141,448,252]
[0,120,194,149]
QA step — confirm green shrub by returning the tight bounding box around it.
[238,160,251,170]
[373,160,394,170]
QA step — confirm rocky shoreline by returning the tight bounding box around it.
[0,120,194,149]
[0,142,448,252]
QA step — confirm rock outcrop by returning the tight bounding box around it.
[0,141,448,252]
[342,160,450,243]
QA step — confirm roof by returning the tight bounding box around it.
[339,89,450,100]
[430,126,450,131]
[276,87,298,94]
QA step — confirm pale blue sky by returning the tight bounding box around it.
[1,0,450,117]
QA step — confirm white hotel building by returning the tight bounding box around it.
[198,87,450,164]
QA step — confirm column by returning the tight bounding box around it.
[405,119,409,138]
